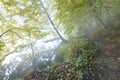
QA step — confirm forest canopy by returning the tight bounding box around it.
[54,0,120,35]
[0,0,120,61]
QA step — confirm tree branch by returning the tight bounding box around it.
[0,28,19,37]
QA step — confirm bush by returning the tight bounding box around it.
[55,38,97,63]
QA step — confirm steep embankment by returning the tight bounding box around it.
[91,31,120,80]
[23,31,120,80]
[23,17,120,80]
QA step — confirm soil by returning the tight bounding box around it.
[88,30,120,80]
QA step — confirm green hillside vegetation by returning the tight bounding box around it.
[0,0,120,80]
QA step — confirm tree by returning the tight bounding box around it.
[0,0,50,60]
[39,0,66,42]
[54,0,120,36]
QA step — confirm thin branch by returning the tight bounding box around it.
[10,31,21,38]
[93,8,106,28]
[0,28,20,37]
[26,29,37,71]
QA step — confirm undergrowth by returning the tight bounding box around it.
[52,39,98,80]
[24,39,98,80]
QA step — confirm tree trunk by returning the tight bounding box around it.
[39,0,66,42]
[93,8,106,28]
[27,29,37,71]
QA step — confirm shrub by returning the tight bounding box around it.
[55,38,97,62]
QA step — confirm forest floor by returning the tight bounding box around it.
[90,30,120,80]
[23,28,120,80]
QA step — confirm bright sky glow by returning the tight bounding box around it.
[0,7,7,17]
[13,15,25,26]
[0,1,61,79]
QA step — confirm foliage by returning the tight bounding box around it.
[55,38,97,62]
[0,0,54,60]
[0,40,5,61]
[54,38,98,79]
[54,0,120,36]
[100,17,120,43]
[0,0,120,79]
[25,38,98,79]
[0,40,5,51]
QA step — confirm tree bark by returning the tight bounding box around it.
[39,0,66,42]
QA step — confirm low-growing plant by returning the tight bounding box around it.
[54,38,98,79]
[55,38,97,62]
